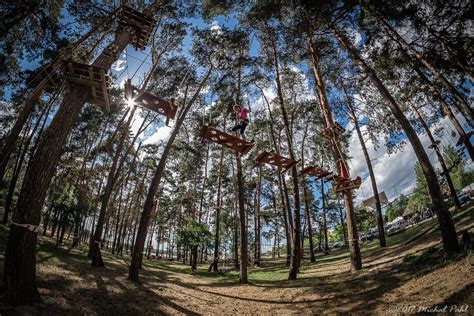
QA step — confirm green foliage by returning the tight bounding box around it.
[385,194,409,222]
[443,146,474,191]
[177,219,212,249]
[407,162,431,212]
[355,207,375,233]
[403,246,439,265]
[329,224,345,243]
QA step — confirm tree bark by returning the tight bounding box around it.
[235,154,248,283]
[409,102,461,209]
[260,87,292,266]
[198,142,210,222]
[234,51,248,284]
[268,28,302,280]
[2,121,30,224]
[2,3,163,304]
[321,179,329,254]
[343,89,386,247]
[212,145,225,272]
[300,124,315,262]
[254,166,262,266]
[308,33,362,271]
[91,108,136,267]
[191,246,198,270]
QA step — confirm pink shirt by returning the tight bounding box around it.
[239,108,249,120]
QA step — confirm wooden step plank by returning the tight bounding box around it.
[200,126,254,155]
[255,151,298,173]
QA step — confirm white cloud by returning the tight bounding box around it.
[111,52,127,72]
[143,124,172,145]
[253,86,277,112]
[210,21,222,35]
[348,113,472,206]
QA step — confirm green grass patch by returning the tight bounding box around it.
[403,246,440,266]
[143,259,237,283]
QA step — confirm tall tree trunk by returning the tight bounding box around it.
[362,2,474,123]
[411,63,474,160]
[92,111,146,262]
[260,87,292,266]
[338,199,347,246]
[212,145,225,272]
[308,34,361,271]
[343,88,386,247]
[333,26,459,254]
[112,185,125,254]
[91,108,136,267]
[408,102,461,209]
[3,4,161,305]
[254,166,262,267]
[302,182,315,262]
[198,142,210,222]
[191,246,198,270]
[2,121,30,224]
[230,157,239,268]
[235,155,248,283]
[234,51,248,284]
[128,66,213,282]
[321,179,329,254]
[88,175,105,257]
[268,29,302,280]
[300,123,315,262]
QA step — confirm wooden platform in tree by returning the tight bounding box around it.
[255,151,298,173]
[61,60,111,112]
[321,123,345,139]
[118,5,156,50]
[200,126,254,155]
[333,176,362,193]
[125,80,176,120]
[299,166,332,179]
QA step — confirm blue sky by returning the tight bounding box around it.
[4,3,473,253]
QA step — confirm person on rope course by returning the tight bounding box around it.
[230,105,251,139]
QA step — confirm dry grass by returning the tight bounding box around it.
[0,204,472,315]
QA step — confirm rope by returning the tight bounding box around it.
[12,222,41,233]
[126,52,153,67]
[130,53,149,82]
[125,48,130,80]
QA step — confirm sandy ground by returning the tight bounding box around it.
[0,210,473,315]
[33,246,473,315]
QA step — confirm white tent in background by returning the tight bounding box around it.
[392,216,405,224]
[362,192,388,210]
[461,183,474,194]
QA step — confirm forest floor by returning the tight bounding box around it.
[0,203,473,315]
